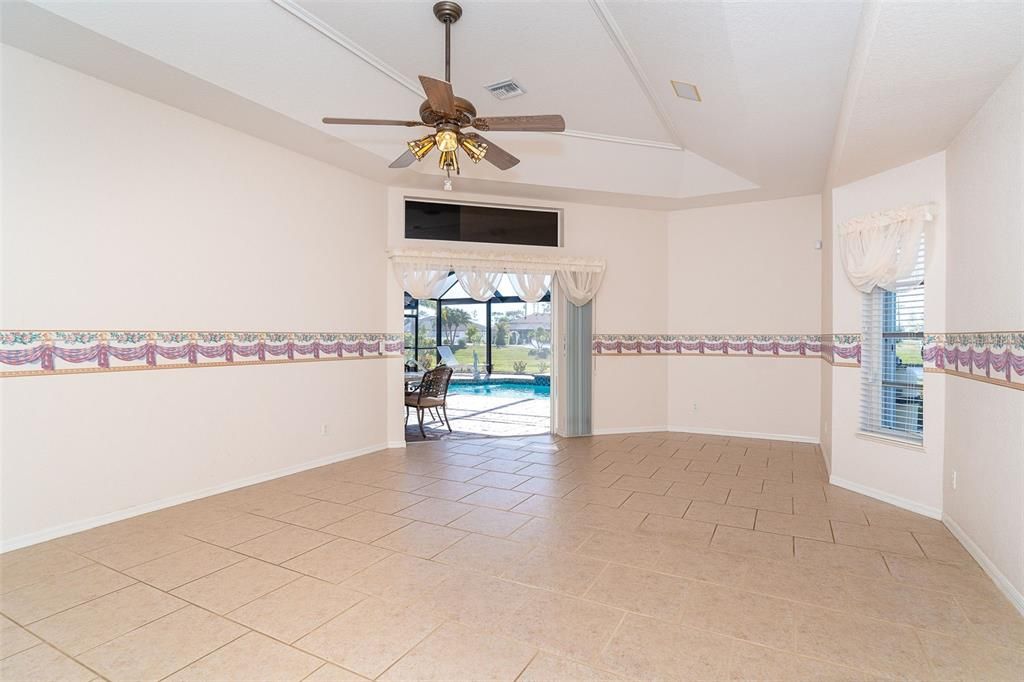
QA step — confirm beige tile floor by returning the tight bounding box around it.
[2,432,1022,681]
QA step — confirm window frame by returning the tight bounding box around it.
[403,197,564,248]
[859,236,926,444]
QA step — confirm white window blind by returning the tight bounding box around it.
[860,235,925,442]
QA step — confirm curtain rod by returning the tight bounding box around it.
[387,248,606,273]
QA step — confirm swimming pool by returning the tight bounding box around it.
[448,381,550,399]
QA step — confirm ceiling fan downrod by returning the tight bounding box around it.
[432,2,462,82]
[432,3,462,187]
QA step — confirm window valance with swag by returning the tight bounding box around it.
[837,203,936,293]
[388,248,605,306]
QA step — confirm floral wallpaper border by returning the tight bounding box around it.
[594,332,1024,390]
[922,332,1024,389]
[3,329,1019,389]
[0,330,404,377]
[593,333,861,366]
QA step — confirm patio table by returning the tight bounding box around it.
[404,371,425,391]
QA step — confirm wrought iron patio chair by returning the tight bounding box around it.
[405,365,454,438]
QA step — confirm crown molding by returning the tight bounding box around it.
[272,0,683,154]
[271,0,423,98]
[588,0,687,152]
[558,129,681,151]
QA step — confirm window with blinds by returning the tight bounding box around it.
[860,235,925,442]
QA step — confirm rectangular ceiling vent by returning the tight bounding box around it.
[484,79,526,100]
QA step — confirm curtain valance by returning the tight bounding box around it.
[838,203,936,293]
[389,248,605,305]
[388,248,605,274]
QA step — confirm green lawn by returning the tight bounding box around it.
[895,340,923,366]
[452,344,550,374]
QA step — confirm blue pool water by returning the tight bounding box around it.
[448,381,550,399]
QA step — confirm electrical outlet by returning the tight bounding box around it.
[320,424,328,436]
[952,470,957,490]
[692,402,698,412]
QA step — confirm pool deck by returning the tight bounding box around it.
[404,393,550,441]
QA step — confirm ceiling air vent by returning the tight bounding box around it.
[671,80,702,102]
[484,79,526,100]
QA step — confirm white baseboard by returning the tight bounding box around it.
[668,425,820,444]
[592,426,667,436]
[942,514,1024,616]
[592,425,821,445]
[592,425,821,446]
[0,441,390,553]
[386,440,407,449]
[829,474,942,519]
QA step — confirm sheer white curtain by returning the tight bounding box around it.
[389,248,604,304]
[556,270,604,306]
[457,269,503,301]
[838,204,935,293]
[394,262,453,300]
[510,273,553,303]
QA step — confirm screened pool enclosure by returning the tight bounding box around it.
[404,274,552,377]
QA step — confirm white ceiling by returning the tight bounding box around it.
[3,0,1022,208]
[831,0,1024,186]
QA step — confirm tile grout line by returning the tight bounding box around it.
[5,640,112,681]
[594,609,628,665]
[151,621,254,681]
[511,648,541,681]
[367,617,448,681]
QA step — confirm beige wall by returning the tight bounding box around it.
[1,48,393,547]
[384,187,670,437]
[944,61,1024,601]
[828,152,947,516]
[665,195,823,441]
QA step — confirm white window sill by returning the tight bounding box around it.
[856,431,925,452]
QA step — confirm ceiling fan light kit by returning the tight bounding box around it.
[321,1,566,189]
[408,134,436,160]
[459,135,487,163]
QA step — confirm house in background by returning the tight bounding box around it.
[507,311,552,347]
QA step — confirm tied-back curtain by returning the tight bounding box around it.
[564,299,593,437]
[510,273,553,303]
[838,204,935,293]
[457,269,503,302]
[395,262,454,300]
[556,270,604,307]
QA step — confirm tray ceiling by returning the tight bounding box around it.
[3,1,1021,208]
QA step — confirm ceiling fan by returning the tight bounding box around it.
[321,1,565,187]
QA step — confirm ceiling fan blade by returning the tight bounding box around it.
[418,75,457,117]
[467,134,520,170]
[472,115,565,132]
[388,149,417,169]
[322,117,425,127]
